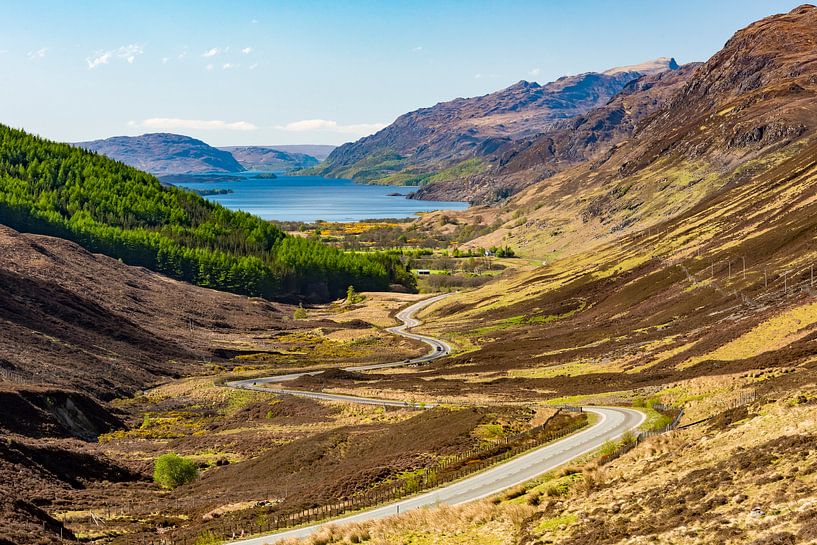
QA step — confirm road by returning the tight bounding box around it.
[229,406,645,545]
[225,294,646,544]
[226,293,453,407]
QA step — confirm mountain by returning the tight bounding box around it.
[313,58,679,186]
[219,146,320,171]
[413,62,699,203]
[265,144,336,161]
[76,133,246,175]
[450,4,817,258]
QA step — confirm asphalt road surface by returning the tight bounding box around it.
[228,406,645,545]
[226,293,453,407]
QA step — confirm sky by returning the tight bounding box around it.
[0,0,804,147]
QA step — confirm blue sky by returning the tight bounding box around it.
[0,0,803,146]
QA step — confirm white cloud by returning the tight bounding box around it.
[251,19,259,24]
[528,67,541,77]
[27,47,48,60]
[413,45,423,52]
[87,44,143,69]
[241,46,253,55]
[249,62,259,70]
[277,119,386,136]
[161,56,170,64]
[474,73,482,79]
[222,62,235,70]
[201,47,220,58]
[205,63,214,71]
[88,51,112,68]
[131,118,258,131]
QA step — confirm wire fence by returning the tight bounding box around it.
[135,409,588,545]
[597,389,761,467]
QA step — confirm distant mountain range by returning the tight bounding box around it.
[256,145,336,162]
[75,134,335,175]
[312,58,680,188]
[219,146,320,171]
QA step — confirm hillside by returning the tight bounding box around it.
[76,133,246,175]
[393,1,817,460]
[421,4,817,258]
[313,58,678,186]
[412,63,699,203]
[220,146,319,171]
[0,224,291,399]
[0,125,414,301]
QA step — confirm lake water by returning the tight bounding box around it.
[168,173,469,222]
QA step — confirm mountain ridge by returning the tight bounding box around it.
[219,146,320,171]
[312,58,680,187]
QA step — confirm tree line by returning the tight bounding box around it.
[0,125,415,301]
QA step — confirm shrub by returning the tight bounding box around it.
[194,531,220,545]
[293,303,308,320]
[153,453,198,489]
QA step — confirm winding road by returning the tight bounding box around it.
[226,293,453,407]
[226,294,646,545]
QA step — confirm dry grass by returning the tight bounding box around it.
[275,390,817,545]
[279,500,536,545]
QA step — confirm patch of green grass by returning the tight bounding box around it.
[474,423,505,442]
[536,513,578,533]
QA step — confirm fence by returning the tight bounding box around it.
[677,389,759,430]
[631,225,817,314]
[635,406,685,443]
[137,410,589,545]
[599,389,762,466]
[596,405,683,465]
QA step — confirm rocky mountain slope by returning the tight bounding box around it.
[426,3,817,257]
[413,62,699,203]
[313,59,679,186]
[220,146,320,171]
[76,133,246,175]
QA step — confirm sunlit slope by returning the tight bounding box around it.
[418,138,817,395]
